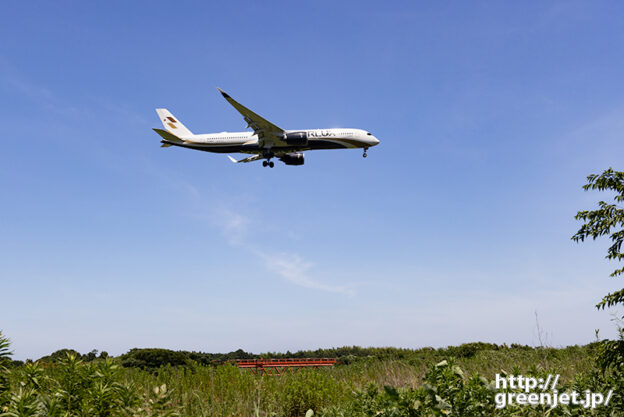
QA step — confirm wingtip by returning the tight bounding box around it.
[216,87,231,99]
[227,155,237,163]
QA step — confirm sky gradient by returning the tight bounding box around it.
[2,1,624,360]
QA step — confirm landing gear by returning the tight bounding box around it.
[363,147,368,158]
[261,150,275,168]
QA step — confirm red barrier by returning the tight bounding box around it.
[235,358,338,375]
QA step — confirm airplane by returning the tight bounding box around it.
[153,88,380,167]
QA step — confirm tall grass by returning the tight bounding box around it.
[1,331,621,416]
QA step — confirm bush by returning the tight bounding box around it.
[281,371,343,417]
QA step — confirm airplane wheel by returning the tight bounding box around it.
[363,153,367,158]
[262,161,268,167]
[269,161,275,168]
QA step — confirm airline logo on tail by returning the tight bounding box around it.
[165,116,178,130]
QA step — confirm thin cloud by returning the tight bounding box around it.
[151,170,356,296]
[213,206,250,246]
[212,206,355,295]
[255,250,355,296]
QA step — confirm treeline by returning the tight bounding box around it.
[27,342,596,371]
[119,348,256,369]
[263,341,539,360]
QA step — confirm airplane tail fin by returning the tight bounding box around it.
[155,108,194,137]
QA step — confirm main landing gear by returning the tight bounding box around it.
[363,147,369,158]
[261,151,275,168]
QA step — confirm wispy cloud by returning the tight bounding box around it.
[255,250,355,296]
[164,176,356,295]
[213,206,250,246]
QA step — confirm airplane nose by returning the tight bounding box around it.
[372,137,380,146]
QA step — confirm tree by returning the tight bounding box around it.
[119,348,191,370]
[38,348,82,363]
[572,168,624,312]
[86,349,98,362]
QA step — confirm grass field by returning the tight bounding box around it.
[2,332,622,416]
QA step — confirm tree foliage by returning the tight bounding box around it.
[120,349,192,370]
[572,168,624,311]
[37,348,109,364]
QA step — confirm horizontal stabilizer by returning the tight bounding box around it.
[153,128,184,143]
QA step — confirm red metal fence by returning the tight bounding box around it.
[235,358,338,375]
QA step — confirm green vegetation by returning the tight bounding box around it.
[571,168,624,414]
[573,168,624,312]
[1,330,622,416]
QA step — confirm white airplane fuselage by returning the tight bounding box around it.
[175,128,379,154]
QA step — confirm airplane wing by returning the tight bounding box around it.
[217,88,285,147]
[227,154,263,163]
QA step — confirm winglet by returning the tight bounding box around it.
[216,87,231,99]
[227,155,238,163]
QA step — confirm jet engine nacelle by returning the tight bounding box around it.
[283,131,308,146]
[280,152,305,166]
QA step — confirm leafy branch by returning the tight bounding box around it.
[572,168,624,310]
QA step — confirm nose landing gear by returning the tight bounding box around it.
[363,147,369,158]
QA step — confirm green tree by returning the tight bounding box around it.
[572,168,624,312]
[119,348,191,370]
[573,169,624,399]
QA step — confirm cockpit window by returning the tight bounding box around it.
[367,132,372,135]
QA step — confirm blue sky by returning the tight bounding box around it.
[2,1,624,360]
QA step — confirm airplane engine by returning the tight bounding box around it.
[279,152,305,166]
[283,131,308,146]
